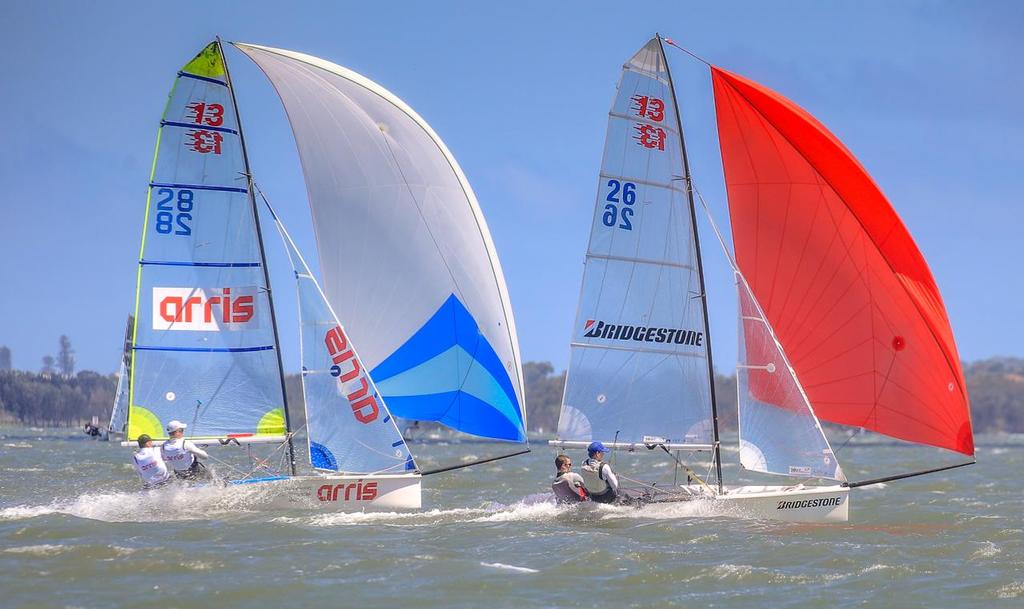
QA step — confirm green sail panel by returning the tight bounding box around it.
[127,42,285,442]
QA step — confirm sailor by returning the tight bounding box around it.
[551,454,588,504]
[580,441,619,504]
[132,434,172,489]
[160,420,211,481]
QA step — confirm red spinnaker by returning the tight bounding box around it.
[712,67,973,456]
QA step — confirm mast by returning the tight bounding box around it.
[657,35,723,492]
[217,38,297,475]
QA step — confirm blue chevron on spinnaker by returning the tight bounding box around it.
[372,295,526,442]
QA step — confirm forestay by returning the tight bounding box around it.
[736,274,844,480]
[235,43,527,443]
[269,205,415,474]
[557,38,714,447]
[128,42,287,442]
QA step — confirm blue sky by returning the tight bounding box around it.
[0,1,1020,375]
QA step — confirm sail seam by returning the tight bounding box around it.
[160,120,238,135]
[178,71,227,86]
[597,172,687,193]
[133,345,274,353]
[150,182,248,193]
[570,341,708,358]
[139,260,261,267]
[586,252,694,270]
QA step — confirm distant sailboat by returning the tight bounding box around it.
[119,40,528,510]
[104,316,133,441]
[550,36,974,523]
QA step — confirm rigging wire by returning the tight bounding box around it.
[660,36,712,67]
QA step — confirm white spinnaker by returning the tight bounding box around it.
[235,43,526,442]
[557,38,714,446]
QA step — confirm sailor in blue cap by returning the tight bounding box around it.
[580,441,619,503]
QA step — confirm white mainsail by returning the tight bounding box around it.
[235,43,527,444]
[108,359,129,436]
[107,316,132,436]
[556,38,714,448]
[128,42,287,442]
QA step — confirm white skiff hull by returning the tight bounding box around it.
[231,473,422,511]
[645,484,849,523]
[716,484,849,523]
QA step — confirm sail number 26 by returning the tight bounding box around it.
[603,179,636,231]
[154,188,193,236]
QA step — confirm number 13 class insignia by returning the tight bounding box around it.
[631,95,665,122]
[186,102,225,127]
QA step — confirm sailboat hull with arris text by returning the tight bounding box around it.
[550,36,973,523]
[118,40,529,511]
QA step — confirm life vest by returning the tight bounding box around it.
[133,447,170,487]
[160,439,195,471]
[552,472,588,504]
[580,458,610,495]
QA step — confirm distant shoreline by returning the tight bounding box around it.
[2,356,1022,433]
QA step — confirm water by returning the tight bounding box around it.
[1,428,1020,608]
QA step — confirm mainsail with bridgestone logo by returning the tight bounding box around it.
[557,38,714,447]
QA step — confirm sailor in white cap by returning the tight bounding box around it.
[160,420,211,481]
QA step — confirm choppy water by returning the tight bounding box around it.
[1,428,1020,609]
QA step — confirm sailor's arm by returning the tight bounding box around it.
[603,466,619,493]
[183,440,209,459]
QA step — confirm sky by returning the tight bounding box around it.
[0,1,1021,375]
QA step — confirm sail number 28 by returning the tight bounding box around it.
[603,179,636,231]
[154,188,193,236]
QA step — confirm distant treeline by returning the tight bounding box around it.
[1,358,1023,433]
[0,370,115,427]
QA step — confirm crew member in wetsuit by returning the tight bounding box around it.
[580,441,619,504]
[551,454,588,504]
[160,420,211,481]
[132,434,172,489]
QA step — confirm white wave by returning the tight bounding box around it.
[4,442,32,448]
[0,481,295,523]
[480,562,539,574]
[3,544,69,556]
[0,505,61,521]
[469,501,561,523]
[299,507,489,527]
[997,582,1024,599]
[969,541,1001,560]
